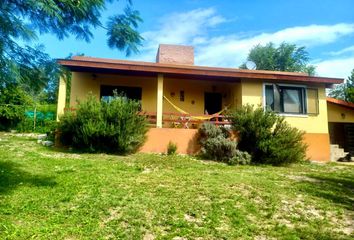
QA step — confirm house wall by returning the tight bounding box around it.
[162,77,239,115]
[327,102,354,123]
[69,72,157,112]
[140,128,330,162]
[69,72,242,115]
[240,79,329,133]
[240,79,330,161]
[56,76,67,120]
[65,72,331,161]
[140,128,199,154]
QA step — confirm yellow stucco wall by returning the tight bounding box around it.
[241,79,263,107]
[56,76,67,120]
[163,77,239,115]
[240,79,329,134]
[69,73,241,115]
[69,72,157,112]
[327,102,354,123]
[67,72,329,134]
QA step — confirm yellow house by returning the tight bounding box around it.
[57,44,343,162]
[327,97,354,160]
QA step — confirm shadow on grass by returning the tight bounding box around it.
[0,161,56,195]
[298,174,354,210]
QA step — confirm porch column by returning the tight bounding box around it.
[56,76,67,121]
[156,73,164,128]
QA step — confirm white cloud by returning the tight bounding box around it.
[313,56,354,79]
[137,8,226,61]
[329,45,354,56]
[195,23,354,68]
[132,8,354,78]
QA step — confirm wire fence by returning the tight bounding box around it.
[0,104,57,132]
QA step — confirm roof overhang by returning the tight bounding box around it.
[327,97,354,109]
[58,56,343,86]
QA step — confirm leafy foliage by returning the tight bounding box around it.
[107,7,143,56]
[228,151,252,165]
[229,105,307,165]
[0,0,142,101]
[167,141,178,155]
[198,123,250,165]
[17,118,57,134]
[240,42,316,75]
[58,94,148,154]
[0,85,32,130]
[329,69,354,103]
[16,104,57,133]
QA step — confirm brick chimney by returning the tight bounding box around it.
[156,44,194,65]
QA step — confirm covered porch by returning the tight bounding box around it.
[57,68,242,129]
[56,55,343,157]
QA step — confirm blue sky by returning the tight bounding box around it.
[39,0,354,78]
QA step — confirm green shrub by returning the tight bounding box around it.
[200,135,238,162]
[229,105,307,165]
[198,122,230,141]
[16,112,57,133]
[58,94,148,154]
[198,123,250,165]
[229,151,252,165]
[17,118,52,133]
[0,105,25,131]
[167,141,178,155]
[0,85,32,131]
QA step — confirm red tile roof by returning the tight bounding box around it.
[327,97,354,109]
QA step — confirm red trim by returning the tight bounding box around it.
[327,97,354,109]
[57,56,343,84]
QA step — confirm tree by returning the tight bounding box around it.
[0,84,33,130]
[240,42,316,76]
[329,69,354,103]
[0,0,142,92]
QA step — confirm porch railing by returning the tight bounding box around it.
[142,112,230,128]
[64,108,231,128]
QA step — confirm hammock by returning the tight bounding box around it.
[163,96,229,121]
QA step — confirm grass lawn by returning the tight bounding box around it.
[0,133,353,240]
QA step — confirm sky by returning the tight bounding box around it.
[39,0,354,79]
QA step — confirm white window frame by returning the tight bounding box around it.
[263,83,309,118]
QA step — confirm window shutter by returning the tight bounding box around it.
[307,88,319,115]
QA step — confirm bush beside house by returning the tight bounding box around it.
[229,105,307,165]
[58,94,148,154]
[198,123,251,165]
[198,105,307,165]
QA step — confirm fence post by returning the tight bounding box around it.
[33,106,37,131]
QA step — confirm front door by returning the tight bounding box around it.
[204,92,222,114]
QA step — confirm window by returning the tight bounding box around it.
[100,85,142,101]
[265,84,307,114]
[100,85,142,109]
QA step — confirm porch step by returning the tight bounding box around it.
[330,144,349,162]
[330,144,339,150]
